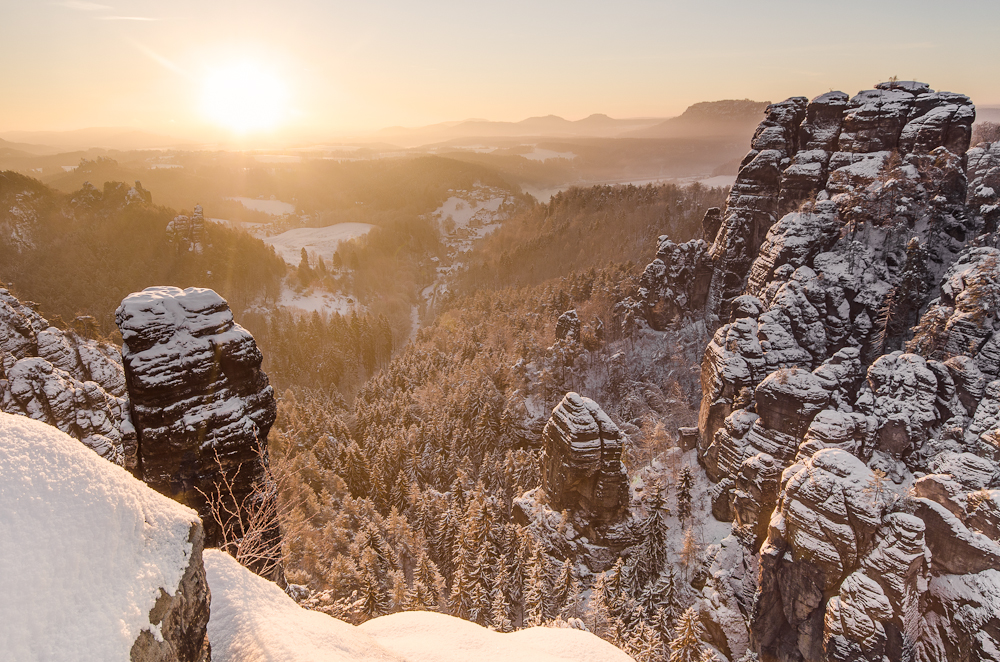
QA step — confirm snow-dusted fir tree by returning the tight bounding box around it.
[668,607,707,662]
[676,467,693,523]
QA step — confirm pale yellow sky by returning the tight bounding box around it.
[2,0,998,141]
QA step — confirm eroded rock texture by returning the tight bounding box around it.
[541,392,628,531]
[116,286,278,560]
[666,81,1000,661]
[0,287,135,467]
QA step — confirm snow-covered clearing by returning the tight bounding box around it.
[264,223,375,264]
[277,285,362,316]
[226,196,296,216]
[0,413,199,661]
[205,549,632,662]
[209,217,265,229]
[521,147,577,162]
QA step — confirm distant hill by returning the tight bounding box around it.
[977,105,1000,123]
[372,114,666,147]
[0,127,195,152]
[0,138,58,157]
[623,99,770,139]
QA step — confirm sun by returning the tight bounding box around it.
[201,62,288,133]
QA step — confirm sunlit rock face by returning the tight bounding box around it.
[116,286,278,557]
[657,80,1000,661]
[0,287,135,468]
[541,392,628,530]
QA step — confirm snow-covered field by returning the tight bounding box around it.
[277,285,362,316]
[205,550,633,662]
[227,196,296,216]
[521,147,577,162]
[208,217,265,228]
[0,413,199,661]
[264,223,375,264]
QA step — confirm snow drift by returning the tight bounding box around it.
[0,412,209,661]
[205,549,634,662]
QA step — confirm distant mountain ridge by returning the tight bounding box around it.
[623,99,771,139]
[373,113,667,146]
[373,100,771,147]
[0,127,195,152]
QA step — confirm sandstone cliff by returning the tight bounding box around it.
[634,81,1000,661]
[0,287,136,469]
[116,286,280,577]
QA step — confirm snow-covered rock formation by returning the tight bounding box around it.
[628,81,1000,661]
[116,286,278,562]
[0,287,135,468]
[540,392,628,533]
[0,413,210,662]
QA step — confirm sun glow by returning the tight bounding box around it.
[201,62,289,133]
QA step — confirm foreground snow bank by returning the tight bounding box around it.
[360,611,635,662]
[205,550,634,662]
[0,413,204,661]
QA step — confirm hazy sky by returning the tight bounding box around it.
[2,0,998,140]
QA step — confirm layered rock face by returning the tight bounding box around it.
[541,392,628,531]
[0,287,136,468]
[655,81,1000,661]
[116,286,278,561]
[637,235,714,329]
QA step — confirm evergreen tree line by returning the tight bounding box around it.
[269,267,716,661]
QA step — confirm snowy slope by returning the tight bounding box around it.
[0,413,200,661]
[263,223,375,264]
[360,612,635,662]
[205,550,634,662]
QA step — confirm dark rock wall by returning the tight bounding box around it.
[116,286,278,561]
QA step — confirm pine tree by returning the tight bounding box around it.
[359,549,390,620]
[523,551,547,626]
[668,607,706,662]
[631,486,671,587]
[677,467,693,522]
[298,248,314,287]
[553,558,582,619]
[488,564,513,632]
[587,571,612,637]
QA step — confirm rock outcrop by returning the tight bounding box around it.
[167,205,207,253]
[0,412,210,661]
[541,392,628,531]
[0,287,136,468]
[116,286,279,572]
[637,236,713,328]
[630,80,1000,660]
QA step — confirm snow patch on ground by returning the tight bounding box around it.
[277,285,362,316]
[0,413,198,661]
[227,196,296,216]
[521,148,577,162]
[264,223,375,264]
[205,550,632,662]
